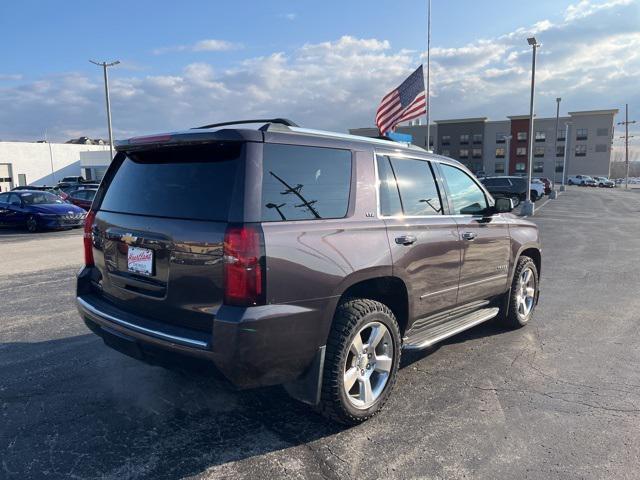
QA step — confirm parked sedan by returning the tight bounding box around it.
[0,190,86,232]
[593,176,615,188]
[67,188,97,210]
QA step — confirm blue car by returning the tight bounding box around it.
[0,190,86,232]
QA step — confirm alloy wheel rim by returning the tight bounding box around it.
[27,217,37,231]
[343,321,393,409]
[516,267,536,319]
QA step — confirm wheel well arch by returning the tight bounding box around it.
[337,276,410,335]
[519,247,541,277]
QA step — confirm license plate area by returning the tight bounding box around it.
[127,246,154,276]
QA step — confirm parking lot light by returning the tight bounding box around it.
[521,37,539,217]
[89,60,120,161]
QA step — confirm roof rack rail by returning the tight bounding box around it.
[192,118,299,130]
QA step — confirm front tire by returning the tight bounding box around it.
[320,298,401,424]
[498,256,539,329]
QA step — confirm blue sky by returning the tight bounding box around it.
[0,0,638,150]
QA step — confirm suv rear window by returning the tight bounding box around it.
[261,144,351,222]
[100,143,242,221]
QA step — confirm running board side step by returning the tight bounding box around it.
[403,307,500,350]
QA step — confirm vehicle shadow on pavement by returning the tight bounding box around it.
[0,334,344,479]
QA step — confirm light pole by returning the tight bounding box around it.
[521,37,539,216]
[550,97,561,199]
[90,60,120,160]
[560,122,572,191]
[503,134,512,173]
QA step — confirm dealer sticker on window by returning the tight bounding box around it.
[127,246,153,276]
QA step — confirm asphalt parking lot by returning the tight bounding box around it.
[2,186,639,479]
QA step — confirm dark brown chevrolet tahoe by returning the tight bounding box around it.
[77,119,541,424]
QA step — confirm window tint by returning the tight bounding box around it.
[376,156,402,216]
[261,144,351,222]
[0,193,8,203]
[441,164,488,215]
[389,158,442,216]
[18,192,64,205]
[101,143,242,221]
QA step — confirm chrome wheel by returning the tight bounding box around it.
[343,321,394,409]
[515,267,536,318]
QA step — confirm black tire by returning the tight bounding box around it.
[319,298,401,424]
[530,190,538,202]
[25,215,39,233]
[568,180,574,185]
[498,256,539,329]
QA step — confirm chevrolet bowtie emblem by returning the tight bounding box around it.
[121,233,137,244]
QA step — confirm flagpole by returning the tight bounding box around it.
[425,0,431,151]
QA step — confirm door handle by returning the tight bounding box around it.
[395,235,417,246]
[461,231,477,241]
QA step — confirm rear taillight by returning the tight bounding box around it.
[223,225,264,307]
[83,210,96,267]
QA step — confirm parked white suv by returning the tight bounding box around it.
[567,175,596,186]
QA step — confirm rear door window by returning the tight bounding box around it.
[440,164,488,215]
[261,144,352,221]
[100,143,242,221]
[388,157,443,216]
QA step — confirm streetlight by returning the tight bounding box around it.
[560,122,572,191]
[503,134,512,173]
[550,97,561,199]
[90,60,120,160]
[521,37,539,217]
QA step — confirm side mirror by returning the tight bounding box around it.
[494,197,514,213]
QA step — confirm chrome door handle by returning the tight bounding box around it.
[395,235,417,246]
[462,231,477,241]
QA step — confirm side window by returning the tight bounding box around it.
[8,193,21,206]
[0,193,8,203]
[440,164,488,215]
[389,158,443,216]
[376,156,402,216]
[261,144,352,221]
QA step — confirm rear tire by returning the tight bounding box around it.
[498,256,539,329]
[26,215,39,233]
[319,298,401,424]
[530,190,538,202]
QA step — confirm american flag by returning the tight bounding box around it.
[376,65,427,135]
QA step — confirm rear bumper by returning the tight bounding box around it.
[76,268,330,389]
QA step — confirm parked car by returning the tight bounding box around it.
[67,188,97,210]
[76,119,541,424]
[534,177,553,195]
[57,182,100,194]
[60,176,87,184]
[593,176,615,188]
[531,179,547,196]
[0,190,86,232]
[481,176,544,203]
[13,185,70,200]
[567,175,596,186]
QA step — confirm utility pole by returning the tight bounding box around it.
[424,0,432,152]
[90,60,120,160]
[522,37,540,217]
[550,97,561,199]
[617,104,636,190]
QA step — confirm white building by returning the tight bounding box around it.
[0,142,111,192]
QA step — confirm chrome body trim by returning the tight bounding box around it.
[420,273,508,299]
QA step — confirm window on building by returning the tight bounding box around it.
[576,128,588,140]
[388,157,443,216]
[441,135,451,146]
[496,132,506,143]
[557,130,566,141]
[575,145,587,157]
[473,134,482,144]
[516,147,527,156]
[515,162,526,172]
[495,147,505,158]
[555,161,564,173]
[597,128,609,136]
[459,149,469,158]
[440,164,488,215]
[495,162,505,174]
[534,146,545,157]
[17,174,27,186]
[595,144,607,153]
[517,131,527,141]
[534,161,544,173]
[472,148,482,158]
[535,131,546,142]
[556,146,565,157]
[261,144,352,221]
[441,149,450,157]
[460,134,469,144]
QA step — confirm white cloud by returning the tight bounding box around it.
[1,0,639,142]
[153,39,240,55]
[278,13,297,21]
[0,73,23,81]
